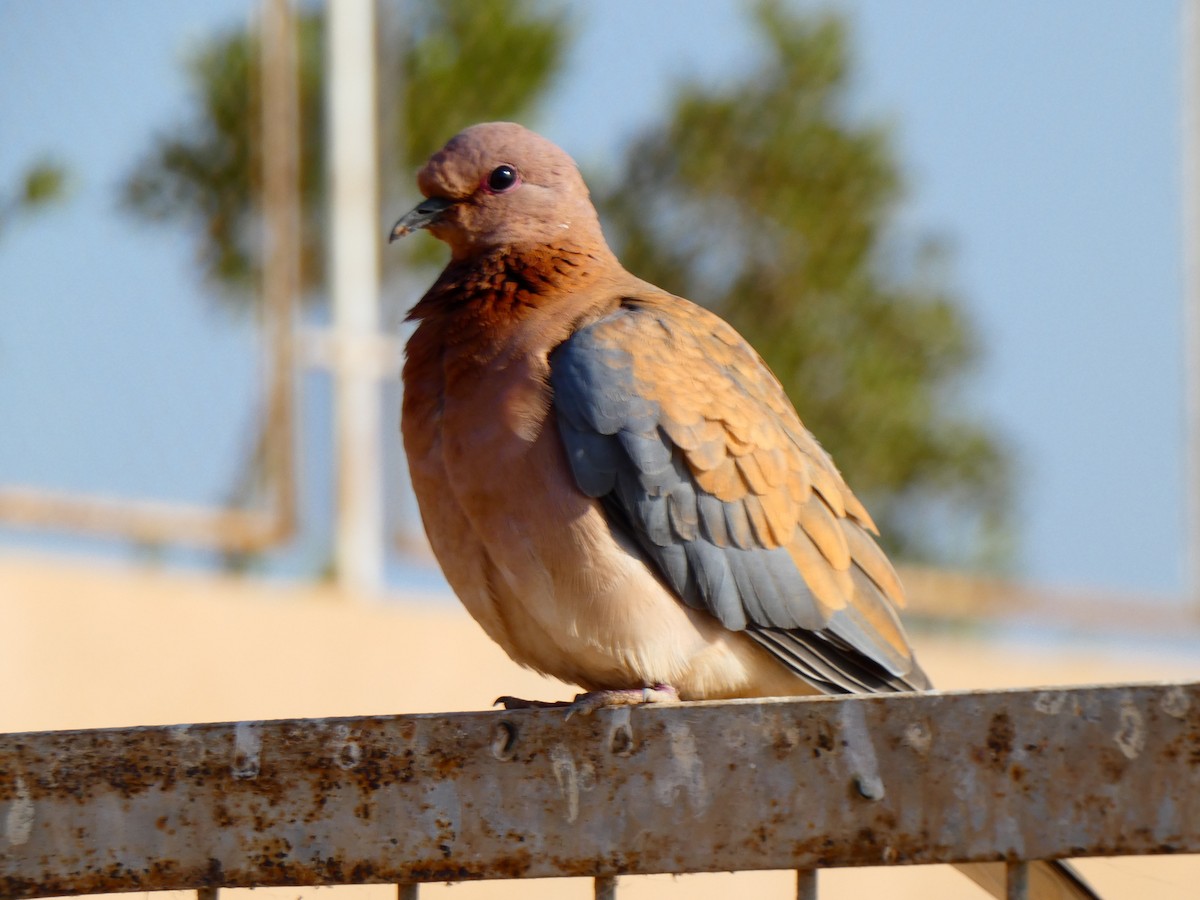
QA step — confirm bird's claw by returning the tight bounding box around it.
[494,685,680,718]
[493,695,573,711]
[564,684,680,720]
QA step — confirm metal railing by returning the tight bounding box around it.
[3,681,1198,899]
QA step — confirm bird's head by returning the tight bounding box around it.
[389,122,606,261]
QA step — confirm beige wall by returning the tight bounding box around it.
[3,551,1198,899]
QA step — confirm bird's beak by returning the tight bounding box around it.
[389,196,458,243]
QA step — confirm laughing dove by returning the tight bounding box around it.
[390,123,1096,900]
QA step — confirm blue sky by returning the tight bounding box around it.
[0,1,1187,597]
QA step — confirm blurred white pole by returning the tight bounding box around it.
[328,0,384,594]
[1186,0,1200,606]
[1186,0,1200,608]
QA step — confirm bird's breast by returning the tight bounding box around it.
[402,309,803,699]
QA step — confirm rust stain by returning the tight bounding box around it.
[982,711,1015,770]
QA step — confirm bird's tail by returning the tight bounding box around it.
[955,860,1099,899]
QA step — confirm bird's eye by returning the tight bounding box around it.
[486,164,519,193]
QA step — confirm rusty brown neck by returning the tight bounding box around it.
[404,241,627,375]
[407,241,620,325]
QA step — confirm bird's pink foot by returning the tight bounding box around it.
[494,684,680,718]
[564,684,680,720]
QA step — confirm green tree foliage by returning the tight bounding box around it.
[122,14,324,307]
[597,2,1011,565]
[0,157,69,242]
[121,0,568,309]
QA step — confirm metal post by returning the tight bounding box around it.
[260,0,299,542]
[594,875,617,900]
[328,0,384,593]
[1005,861,1029,900]
[1186,0,1200,608]
[398,884,419,900]
[796,868,817,900]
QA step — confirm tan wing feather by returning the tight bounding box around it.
[622,295,909,643]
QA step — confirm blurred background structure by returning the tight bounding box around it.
[1,0,1189,599]
[3,1,1200,896]
[2,3,1196,619]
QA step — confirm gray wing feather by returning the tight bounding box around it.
[550,307,922,695]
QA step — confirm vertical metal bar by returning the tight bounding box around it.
[260,0,299,543]
[1005,861,1030,900]
[197,888,218,900]
[398,884,419,900]
[594,874,617,900]
[796,868,817,900]
[328,0,385,593]
[1184,0,1200,609]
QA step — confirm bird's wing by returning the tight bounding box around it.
[549,296,929,694]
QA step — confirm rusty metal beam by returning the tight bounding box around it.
[2,683,1199,898]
